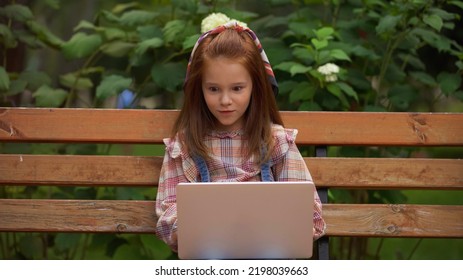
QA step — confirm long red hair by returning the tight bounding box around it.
[173,28,284,163]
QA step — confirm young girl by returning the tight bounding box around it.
[155,21,325,252]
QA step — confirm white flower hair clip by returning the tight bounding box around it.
[201,12,248,33]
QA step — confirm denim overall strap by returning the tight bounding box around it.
[192,155,210,182]
[260,146,274,182]
[193,149,272,182]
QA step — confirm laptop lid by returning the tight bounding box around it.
[176,181,314,259]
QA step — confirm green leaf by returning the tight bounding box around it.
[318,50,331,65]
[289,82,316,103]
[292,47,315,62]
[182,34,200,50]
[351,45,381,60]
[14,30,44,48]
[101,41,135,57]
[423,14,443,32]
[347,69,372,91]
[32,85,68,107]
[99,10,121,24]
[73,20,97,32]
[62,32,102,59]
[337,82,358,101]
[151,62,185,92]
[103,27,127,41]
[315,27,334,40]
[0,4,34,22]
[163,20,187,44]
[96,75,132,99]
[329,49,351,61]
[449,1,463,10]
[289,22,315,37]
[376,15,402,34]
[388,85,417,110]
[19,71,52,90]
[299,101,322,111]
[311,38,328,50]
[326,83,349,108]
[364,105,387,112]
[137,25,163,41]
[411,28,451,52]
[80,67,105,75]
[261,38,293,65]
[25,21,64,48]
[274,61,296,72]
[44,0,60,9]
[19,235,43,259]
[437,72,462,95]
[0,24,17,48]
[0,66,10,91]
[290,64,312,76]
[135,38,164,56]
[456,61,463,71]
[59,73,94,90]
[113,244,145,260]
[116,188,144,200]
[141,235,172,259]
[410,72,437,86]
[119,10,159,26]
[429,8,456,21]
[277,80,299,95]
[7,79,27,96]
[454,90,463,101]
[55,233,81,252]
[112,2,140,14]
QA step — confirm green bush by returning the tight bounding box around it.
[1,0,462,259]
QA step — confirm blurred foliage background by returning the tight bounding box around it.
[0,0,462,259]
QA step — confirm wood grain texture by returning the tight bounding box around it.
[1,199,461,237]
[1,155,462,189]
[323,204,463,238]
[1,107,462,240]
[1,108,462,145]
[0,199,156,233]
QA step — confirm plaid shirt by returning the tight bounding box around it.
[155,124,326,252]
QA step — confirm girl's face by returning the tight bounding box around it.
[202,56,252,131]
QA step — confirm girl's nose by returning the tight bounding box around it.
[220,92,232,105]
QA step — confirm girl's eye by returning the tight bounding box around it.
[209,87,219,92]
[232,86,243,92]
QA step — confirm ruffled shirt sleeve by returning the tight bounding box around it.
[154,136,197,252]
[270,124,326,240]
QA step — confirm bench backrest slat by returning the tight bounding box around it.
[2,108,462,146]
[1,107,462,245]
[1,199,462,238]
[1,155,462,189]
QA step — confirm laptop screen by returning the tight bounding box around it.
[176,181,315,259]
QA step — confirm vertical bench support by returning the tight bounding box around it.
[315,146,329,260]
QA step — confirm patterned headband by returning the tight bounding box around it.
[185,21,279,96]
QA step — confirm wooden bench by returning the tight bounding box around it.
[1,107,462,259]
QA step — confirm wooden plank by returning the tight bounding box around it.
[1,155,462,189]
[0,155,162,186]
[323,204,463,238]
[1,199,462,237]
[0,199,157,233]
[1,108,462,145]
[305,157,463,189]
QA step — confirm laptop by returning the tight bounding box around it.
[176,181,315,259]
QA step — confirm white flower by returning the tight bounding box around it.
[317,63,340,82]
[201,13,248,33]
[201,13,231,33]
[325,74,338,82]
